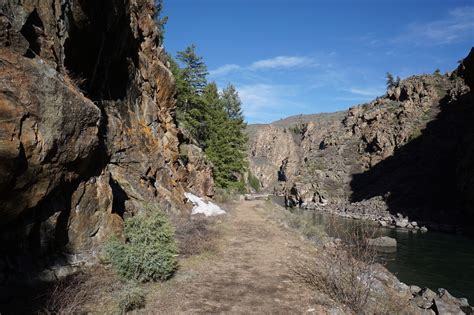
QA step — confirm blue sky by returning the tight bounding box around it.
[163,0,474,123]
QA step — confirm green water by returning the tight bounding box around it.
[285,205,474,302]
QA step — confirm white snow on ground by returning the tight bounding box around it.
[185,192,226,217]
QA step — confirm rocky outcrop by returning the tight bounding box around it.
[370,264,473,314]
[246,124,300,191]
[248,48,474,232]
[179,144,214,197]
[367,236,397,248]
[0,0,213,289]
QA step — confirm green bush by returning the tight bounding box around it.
[117,283,145,312]
[105,209,178,283]
[248,173,261,192]
[290,123,305,135]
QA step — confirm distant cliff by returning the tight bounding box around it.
[248,48,474,233]
[0,0,213,284]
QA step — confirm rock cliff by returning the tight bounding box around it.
[0,0,213,286]
[248,48,474,232]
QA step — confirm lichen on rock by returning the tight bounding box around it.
[0,0,214,288]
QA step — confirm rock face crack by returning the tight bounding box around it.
[0,0,214,293]
[20,9,43,58]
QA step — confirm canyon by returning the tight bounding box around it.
[0,0,473,313]
[248,48,474,234]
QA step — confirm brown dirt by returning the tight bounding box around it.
[144,200,340,314]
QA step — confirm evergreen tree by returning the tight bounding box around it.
[167,53,196,115]
[168,50,207,144]
[386,72,401,90]
[205,83,247,190]
[221,84,244,121]
[395,75,401,87]
[168,47,248,191]
[176,45,209,98]
[154,0,168,45]
[386,72,395,89]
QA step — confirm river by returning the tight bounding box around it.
[272,198,474,302]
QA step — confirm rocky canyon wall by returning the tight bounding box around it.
[248,49,474,232]
[0,0,213,286]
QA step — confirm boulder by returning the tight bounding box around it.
[180,144,215,197]
[367,236,397,247]
[244,194,270,201]
[433,298,464,315]
[421,288,437,301]
[412,295,434,309]
[396,219,409,228]
[410,285,422,295]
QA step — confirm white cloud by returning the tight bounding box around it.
[334,96,373,102]
[209,64,241,77]
[394,6,474,45]
[209,55,317,78]
[208,53,383,123]
[250,56,316,70]
[348,87,384,97]
[237,83,306,122]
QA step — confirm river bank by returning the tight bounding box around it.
[274,197,474,307]
[147,199,472,314]
[17,198,470,314]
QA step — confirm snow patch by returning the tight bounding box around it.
[185,192,226,217]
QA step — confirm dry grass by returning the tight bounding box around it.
[174,216,219,257]
[293,216,380,314]
[117,282,146,312]
[212,188,240,204]
[260,200,326,243]
[40,268,119,314]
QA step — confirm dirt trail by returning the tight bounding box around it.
[147,200,333,314]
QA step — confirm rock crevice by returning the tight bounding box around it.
[0,0,213,291]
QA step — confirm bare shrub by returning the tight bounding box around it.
[41,270,117,314]
[66,70,88,92]
[293,216,379,313]
[42,273,88,313]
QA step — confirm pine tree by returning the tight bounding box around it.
[168,49,207,144]
[168,48,248,191]
[176,45,209,98]
[386,72,401,90]
[386,72,395,90]
[205,83,247,190]
[167,53,192,111]
[395,76,401,87]
[221,84,244,121]
[154,0,168,45]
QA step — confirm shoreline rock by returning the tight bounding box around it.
[244,194,271,201]
[368,236,397,247]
